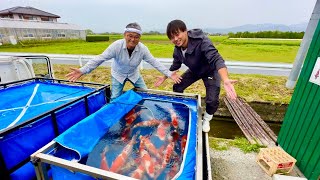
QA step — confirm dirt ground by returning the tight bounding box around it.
[209,147,305,180]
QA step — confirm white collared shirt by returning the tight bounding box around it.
[80,39,172,84]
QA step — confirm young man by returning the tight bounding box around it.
[155,20,237,132]
[66,22,181,100]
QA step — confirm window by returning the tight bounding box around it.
[57,33,66,38]
[1,14,13,19]
[41,17,49,21]
[23,15,37,20]
[23,34,35,38]
[41,33,52,38]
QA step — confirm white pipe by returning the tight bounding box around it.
[286,0,320,89]
[7,84,39,128]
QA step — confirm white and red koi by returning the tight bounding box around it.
[166,160,180,180]
[139,146,155,178]
[181,135,187,155]
[130,164,145,179]
[120,127,131,141]
[156,120,171,141]
[100,147,109,171]
[132,119,161,130]
[140,136,162,160]
[168,108,179,129]
[109,135,137,173]
[155,137,176,178]
[118,157,136,174]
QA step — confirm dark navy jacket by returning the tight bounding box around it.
[169,29,226,80]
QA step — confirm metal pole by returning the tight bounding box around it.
[286,0,320,89]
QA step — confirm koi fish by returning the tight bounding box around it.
[155,137,176,178]
[100,147,109,171]
[166,160,180,180]
[125,108,142,126]
[120,127,131,141]
[132,119,161,130]
[168,108,179,129]
[118,156,136,175]
[139,145,155,178]
[156,120,171,141]
[109,135,137,173]
[154,105,179,129]
[131,164,145,179]
[121,109,144,141]
[181,135,187,155]
[140,136,162,160]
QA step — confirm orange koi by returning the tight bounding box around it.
[125,108,142,126]
[109,135,137,173]
[181,135,187,155]
[100,147,109,171]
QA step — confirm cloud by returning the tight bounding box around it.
[1,0,317,33]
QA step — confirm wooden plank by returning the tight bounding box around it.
[224,97,277,146]
[224,97,257,144]
[240,98,277,142]
[232,98,270,146]
[237,98,275,146]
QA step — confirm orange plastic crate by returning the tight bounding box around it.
[256,147,297,176]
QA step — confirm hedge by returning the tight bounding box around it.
[86,35,109,42]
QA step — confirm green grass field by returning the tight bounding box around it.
[0,35,297,103]
[0,35,301,63]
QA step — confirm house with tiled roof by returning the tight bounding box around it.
[0,6,85,44]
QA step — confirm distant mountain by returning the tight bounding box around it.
[203,23,308,34]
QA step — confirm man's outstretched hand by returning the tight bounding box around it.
[154,71,182,87]
[223,79,237,100]
[170,71,182,84]
[66,68,83,82]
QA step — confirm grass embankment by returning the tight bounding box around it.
[0,35,301,63]
[53,65,293,104]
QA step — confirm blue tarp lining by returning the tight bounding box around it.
[0,81,94,130]
[55,90,143,160]
[0,81,107,180]
[51,90,198,180]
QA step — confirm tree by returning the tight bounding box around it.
[85,29,94,35]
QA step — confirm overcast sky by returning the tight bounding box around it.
[1,0,317,33]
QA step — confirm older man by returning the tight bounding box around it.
[67,22,181,100]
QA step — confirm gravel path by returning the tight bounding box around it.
[210,147,272,180]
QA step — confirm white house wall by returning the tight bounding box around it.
[0,19,85,44]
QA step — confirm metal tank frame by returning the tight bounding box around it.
[30,88,212,180]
